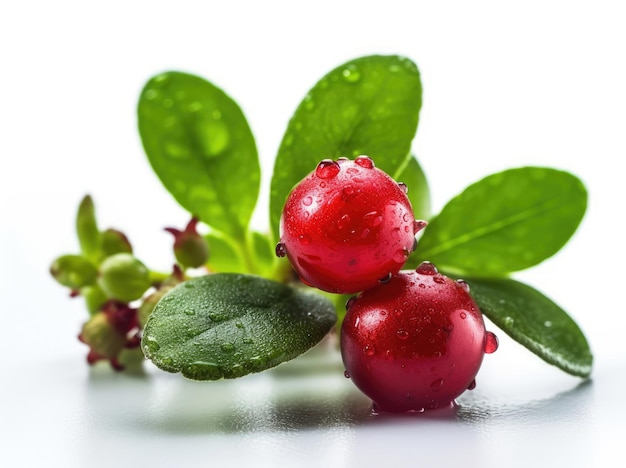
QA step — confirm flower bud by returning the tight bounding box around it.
[81,284,108,315]
[50,254,98,289]
[79,312,126,359]
[165,217,209,269]
[99,253,151,302]
[101,228,133,256]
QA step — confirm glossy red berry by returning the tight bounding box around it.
[278,156,423,293]
[341,263,498,412]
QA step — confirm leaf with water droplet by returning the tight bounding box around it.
[411,167,587,275]
[462,276,592,377]
[138,72,260,241]
[270,55,423,241]
[141,273,337,380]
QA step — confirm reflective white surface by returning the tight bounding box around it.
[2,1,626,466]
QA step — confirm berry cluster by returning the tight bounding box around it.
[278,156,498,412]
[50,198,208,370]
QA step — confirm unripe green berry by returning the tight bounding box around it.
[80,312,126,359]
[81,284,108,315]
[50,254,98,289]
[99,253,151,302]
[165,218,209,269]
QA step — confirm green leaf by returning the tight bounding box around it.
[138,71,260,241]
[270,55,423,240]
[397,155,431,221]
[141,273,337,380]
[463,276,592,377]
[412,167,587,275]
[204,232,247,274]
[250,231,277,278]
[76,195,100,262]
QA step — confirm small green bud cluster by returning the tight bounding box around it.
[50,195,205,371]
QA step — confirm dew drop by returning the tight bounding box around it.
[220,342,235,352]
[341,64,361,83]
[396,329,409,340]
[303,94,315,110]
[142,336,160,353]
[363,211,383,227]
[164,141,189,159]
[398,182,408,194]
[344,370,351,378]
[302,196,313,206]
[183,309,195,316]
[413,220,428,234]
[416,261,438,275]
[460,311,467,319]
[208,312,226,322]
[163,98,174,108]
[484,331,499,354]
[467,379,477,390]
[433,275,446,284]
[243,337,254,344]
[354,155,375,169]
[456,279,471,292]
[544,320,553,327]
[235,321,244,329]
[275,242,287,257]
[187,101,203,112]
[315,159,340,179]
[144,89,159,100]
[402,213,411,222]
[363,344,376,356]
[298,234,311,245]
[430,378,444,391]
[337,213,351,230]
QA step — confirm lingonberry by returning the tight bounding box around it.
[278,156,424,293]
[341,262,498,412]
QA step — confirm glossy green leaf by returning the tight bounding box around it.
[397,155,431,221]
[270,55,423,240]
[251,231,276,278]
[138,71,260,241]
[464,277,592,377]
[412,167,587,275]
[204,232,247,274]
[141,273,337,380]
[76,195,100,262]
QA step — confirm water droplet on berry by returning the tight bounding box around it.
[302,196,313,206]
[344,370,351,378]
[298,234,311,245]
[413,220,428,233]
[433,275,446,284]
[315,159,340,178]
[354,155,375,168]
[345,296,357,310]
[460,312,467,319]
[363,211,382,227]
[412,238,418,251]
[363,344,376,356]
[275,242,287,257]
[484,331,499,354]
[220,342,235,352]
[456,279,470,292]
[398,182,408,193]
[341,64,361,83]
[467,379,477,390]
[396,329,409,340]
[430,378,444,391]
[337,213,351,230]
[378,272,392,283]
[416,261,439,275]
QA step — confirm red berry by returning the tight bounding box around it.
[278,156,422,293]
[340,263,497,412]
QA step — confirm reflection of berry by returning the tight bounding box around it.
[277,156,424,294]
[341,263,498,412]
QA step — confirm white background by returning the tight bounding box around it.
[1,1,625,467]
